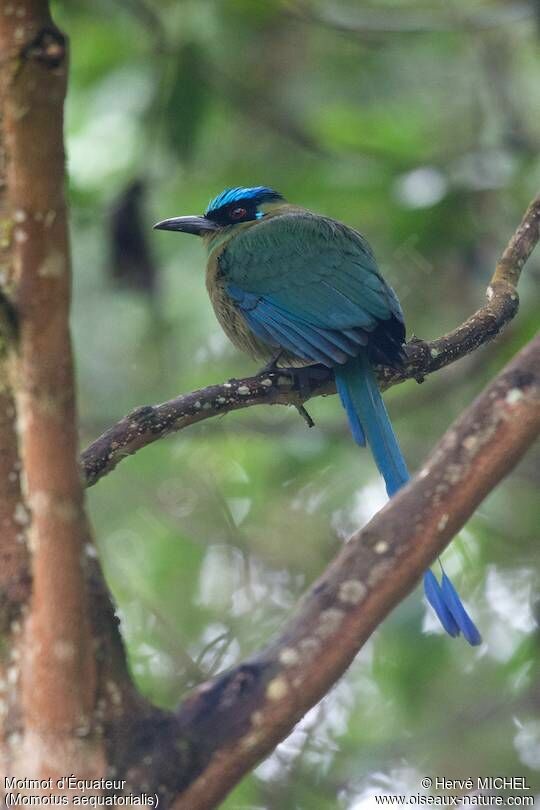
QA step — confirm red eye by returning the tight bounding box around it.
[230,206,247,220]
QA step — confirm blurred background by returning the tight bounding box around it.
[55,0,539,806]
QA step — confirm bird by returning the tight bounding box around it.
[154,185,481,645]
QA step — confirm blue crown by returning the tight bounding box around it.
[205,186,283,214]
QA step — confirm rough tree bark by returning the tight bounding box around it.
[0,100,27,628]
[0,42,29,781]
[0,1,539,808]
[0,0,105,782]
[171,334,540,810]
[0,1,172,792]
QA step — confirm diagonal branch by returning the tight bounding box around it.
[82,194,540,488]
[130,332,539,809]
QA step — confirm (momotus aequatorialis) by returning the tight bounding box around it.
[155,186,481,645]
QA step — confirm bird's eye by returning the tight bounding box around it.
[230,206,247,220]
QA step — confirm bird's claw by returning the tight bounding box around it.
[278,364,333,399]
[295,404,315,428]
[257,351,284,375]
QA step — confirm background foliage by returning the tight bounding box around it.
[55,1,539,805]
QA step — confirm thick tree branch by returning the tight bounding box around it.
[0,1,217,795]
[0,53,29,779]
[0,44,28,635]
[82,193,540,488]
[164,333,540,810]
[0,0,105,778]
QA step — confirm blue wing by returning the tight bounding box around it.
[220,212,404,367]
[227,284,368,366]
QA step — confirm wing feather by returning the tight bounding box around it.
[220,212,404,366]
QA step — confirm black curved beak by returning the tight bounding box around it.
[153,215,219,236]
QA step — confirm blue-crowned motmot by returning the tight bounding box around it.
[155,186,481,645]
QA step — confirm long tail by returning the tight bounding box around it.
[335,351,408,497]
[335,351,481,646]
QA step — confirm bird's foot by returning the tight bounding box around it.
[273,364,332,430]
[279,364,333,398]
[406,334,430,351]
[257,351,284,375]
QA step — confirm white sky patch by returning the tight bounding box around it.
[190,623,240,672]
[231,582,271,617]
[482,622,521,663]
[231,564,296,617]
[332,480,387,540]
[394,166,447,208]
[485,565,537,633]
[475,565,538,662]
[256,677,358,782]
[514,718,540,770]
[146,648,178,681]
[196,544,245,609]
[197,547,297,617]
[351,480,388,526]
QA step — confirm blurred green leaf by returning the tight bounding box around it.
[163,41,211,161]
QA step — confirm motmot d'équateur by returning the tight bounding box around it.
[155,186,481,645]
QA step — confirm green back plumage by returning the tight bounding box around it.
[216,209,403,332]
